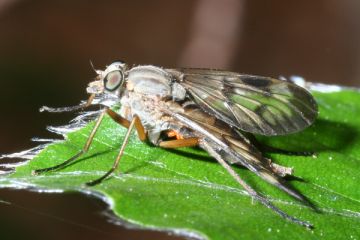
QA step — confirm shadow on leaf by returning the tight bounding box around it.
[62,150,114,169]
[256,119,357,153]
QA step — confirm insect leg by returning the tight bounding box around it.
[106,109,146,141]
[201,140,313,228]
[86,116,137,186]
[32,108,107,175]
[40,93,96,113]
[159,138,199,148]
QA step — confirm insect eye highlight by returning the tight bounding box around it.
[104,70,124,91]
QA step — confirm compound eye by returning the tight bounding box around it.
[104,70,123,91]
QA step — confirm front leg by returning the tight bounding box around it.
[33,109,146,179]
[106,108,147,141]
[85,111,147,186]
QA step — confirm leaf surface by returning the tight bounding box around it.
[1,89,360,240]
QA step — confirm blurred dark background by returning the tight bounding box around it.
[0,0,359,239]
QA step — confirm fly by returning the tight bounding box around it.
[33,61,318,228]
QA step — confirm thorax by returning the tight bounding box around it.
[118,65,185,144]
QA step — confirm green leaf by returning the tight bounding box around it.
[1,88,360,240]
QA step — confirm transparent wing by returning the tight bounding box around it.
[170,68,318,136]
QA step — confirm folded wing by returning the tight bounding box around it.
[173,68,318,136]
[175,106,309,203]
